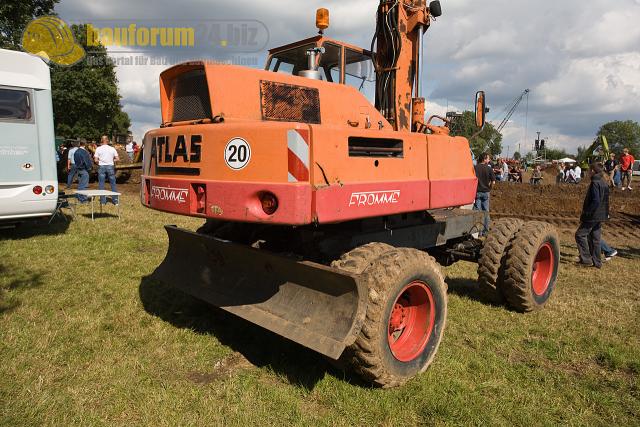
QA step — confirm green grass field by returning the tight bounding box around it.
[1,194,639,426]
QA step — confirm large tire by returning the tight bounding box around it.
[344,248,447,388]
[331,242,394,274]
[477,218,524,302]
[502,221,560,312]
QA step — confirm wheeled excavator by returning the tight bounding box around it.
[141,1,561,387]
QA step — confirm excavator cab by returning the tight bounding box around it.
[265,36,375,100]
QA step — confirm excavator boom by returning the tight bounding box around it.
[373,0,441,132]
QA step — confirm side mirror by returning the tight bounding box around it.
[475,91,486,129]
[429,1,442,18]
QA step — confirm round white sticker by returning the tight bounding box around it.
[224,138,251,170]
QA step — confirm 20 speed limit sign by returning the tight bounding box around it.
[224,138,251,170]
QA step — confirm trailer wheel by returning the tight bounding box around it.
[502,221,559,312]
[477,218,524,302]
[347,248,447,388]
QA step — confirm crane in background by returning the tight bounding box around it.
[492,89,530,135]
[491,88,530,159]
[446,88,530,158]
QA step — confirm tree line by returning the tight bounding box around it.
[1,0,130,141]
[450,111,640,161]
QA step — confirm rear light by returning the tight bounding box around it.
[191,183,206,214]
[45,185,55,194]
[195,185,206,213]
[259,192,278,215]
[33,186,42,195]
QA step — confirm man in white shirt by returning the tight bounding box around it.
[501,160,509,182]
[567,165,581,184]
[66,141,80,189]
[94,135,120,205]
[125,135,134,160]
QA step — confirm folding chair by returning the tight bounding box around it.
[48,193,76,224]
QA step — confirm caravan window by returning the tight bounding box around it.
[0,89,32,121]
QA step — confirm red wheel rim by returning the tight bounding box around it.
[532,242,554,296]
[387,281,435,362]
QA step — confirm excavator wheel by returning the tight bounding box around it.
[341,248,447,388]
[331,242,394,274]
[477,218,524,303]
[501,221,560,313]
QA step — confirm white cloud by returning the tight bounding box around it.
[563,9,640,56]
[537,53,640,113]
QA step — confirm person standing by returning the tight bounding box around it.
[94,135,119,205]
[66,141,79,189]
[501,160,509,183]
[125,135,135,161]
[575,163,609,268]
[474,153,496,236]
[556,162,565,184]
[574,164,582,182]
[494,160,503,182]
[620,148,635,191]
[567,165,581,184]
[530,165,544,185]
[73,141,93,203]
[604,153,619,188]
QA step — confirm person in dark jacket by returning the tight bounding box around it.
[575,163,609,268]
[74,141,93,203]
[474,153,496,236]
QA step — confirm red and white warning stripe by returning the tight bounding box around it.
[287,129,310,182]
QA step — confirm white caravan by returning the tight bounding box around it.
[0,49,57,222]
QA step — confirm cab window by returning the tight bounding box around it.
[267,43,342,83]
[344,49,375,104]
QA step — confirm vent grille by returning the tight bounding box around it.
[348,137,404,158]
[260,81,320,124]
[168,69,212,122]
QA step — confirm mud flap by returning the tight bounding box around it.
[150,225,368,360]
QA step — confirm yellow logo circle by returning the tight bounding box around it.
[22,16,85,66]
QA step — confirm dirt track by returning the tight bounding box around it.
[492,181,640,240]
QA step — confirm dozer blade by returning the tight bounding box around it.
[150,225,368,360]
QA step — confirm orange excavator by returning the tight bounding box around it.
[142,1,560,387]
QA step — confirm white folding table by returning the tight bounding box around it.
[73,190,121,221]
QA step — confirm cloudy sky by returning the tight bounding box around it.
[57,0,640,155]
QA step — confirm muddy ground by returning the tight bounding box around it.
[492,180,640,240]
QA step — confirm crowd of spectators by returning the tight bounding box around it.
[57,135,132,205]
[493,159,526,184]
[556,163,582,184]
